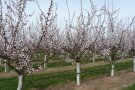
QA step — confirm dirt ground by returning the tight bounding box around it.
[0,59,130,78]
[0,59,135,90]
[45,70,135,90]
[0,61,108,78]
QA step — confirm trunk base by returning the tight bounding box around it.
[17,75,24,90]
[77,62,81,86]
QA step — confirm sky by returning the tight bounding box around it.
[26,0,135,27]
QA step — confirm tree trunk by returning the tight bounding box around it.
[44,55,47,68]
[83,54,85,59]
[17,75,24,90]
[133,57,135,72]
[76,62,81,86]
[67,53,70,61]
[121,53,124,60]
[111,62,114,77]
[92,52,95,62]
[4,63,8,73]
[49,53,52,61]
[0,59,1,65]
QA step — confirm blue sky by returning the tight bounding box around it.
[26,0,135,26]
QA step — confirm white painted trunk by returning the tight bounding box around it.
[121,53,124,60]
[133,57,135,72]
[49,53,52,61]
[4,64,8,73]
[67,53,70,60]
[111,63,114,77]
[109,56,111,61]
[71,61,75,66]
[121,56,124,60]
[83,54,85,59]
[44,55,47,68]
[92,52,95,62]
[76,62,81,86]
[17,75,24,90]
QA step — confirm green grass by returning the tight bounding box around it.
[0,70,76,90]
[32,61,72,68]
[123,84,135,90]
[0,66,4,73]
[82,60,132,78]
[0,66,13,73]
[47,61,72,68]
[80,56,104,64]
[123,83,135,90]
[32,56,106,68]
[25,71,75,89]
[0,59,133,90]
[32,54,65,62]
[0,77,18,90]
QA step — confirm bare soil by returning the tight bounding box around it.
[0,59,131,78]
[0,71,17,78]
[0,61,108,78]
[0,59,134,90]
[44,70,135,90]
